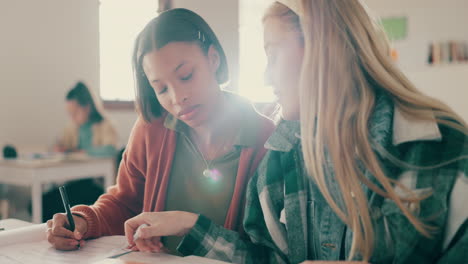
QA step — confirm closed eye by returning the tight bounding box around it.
[157,86,168,95]
[181,72,193,81]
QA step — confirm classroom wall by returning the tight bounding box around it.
[0,0,101,151]
[0,0,466,152]
[0,0,101,221]
[0,0,239,151]
[365,0,468,122]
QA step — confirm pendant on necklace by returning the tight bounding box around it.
[203,168,221,181]
[203,169,212,178]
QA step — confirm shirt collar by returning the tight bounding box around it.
[264,119,301,152]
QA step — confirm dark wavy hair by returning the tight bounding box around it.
[132,8,229,122]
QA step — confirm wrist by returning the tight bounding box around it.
[181,212,199,235]
[72,214,88,234]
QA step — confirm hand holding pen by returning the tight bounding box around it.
[46,186,88,251]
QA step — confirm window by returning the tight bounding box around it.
[239,0,275,102]
[99,0,158,101]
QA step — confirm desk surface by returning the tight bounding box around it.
[0,158,115,223]
[0,220,231,263]
[0,218,34,230]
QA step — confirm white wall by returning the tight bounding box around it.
[0,0,466,151]
[107,110,137,147]
[366,0,468,71]
[365,0,468,122]
[0,0,100,151]
[0,0,239,150]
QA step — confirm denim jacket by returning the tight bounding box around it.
[178,95,467,264]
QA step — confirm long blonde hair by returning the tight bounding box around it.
[269,0,467,261]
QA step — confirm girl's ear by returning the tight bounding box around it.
[207,45,221,75]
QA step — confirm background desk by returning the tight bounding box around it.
[0,158,115,223]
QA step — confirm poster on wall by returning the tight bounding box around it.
[380,16,408,41]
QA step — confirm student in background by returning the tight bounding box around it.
[56,81,118,157]
[46,8,274,253]
[42,82,118,221]
[122,1,467,263]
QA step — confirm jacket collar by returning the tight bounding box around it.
[392,107,442,145]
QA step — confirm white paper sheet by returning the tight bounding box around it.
[119,252,229,264]
[0,224,229,264]
[119,251,186,263]
[183,256,230,263]
[0,235,129,264]
[0,223,46,247]
[0,219,34,232]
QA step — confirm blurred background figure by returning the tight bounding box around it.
[55,81,118,157]
[42,81,119,222]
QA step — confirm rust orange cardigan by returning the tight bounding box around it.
[72,114,274,239]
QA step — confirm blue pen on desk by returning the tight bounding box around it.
[59,186,79,248]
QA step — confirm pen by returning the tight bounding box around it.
[133,223,149,241]
[59,186,80,248]
[59,186,75,231]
